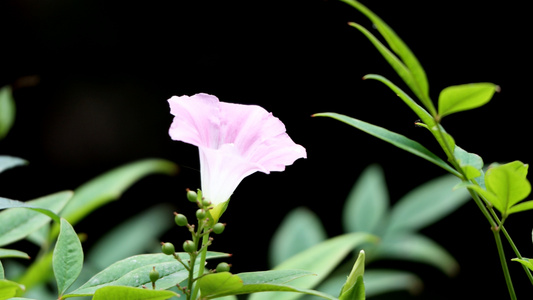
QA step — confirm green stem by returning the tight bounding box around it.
[191,232,210,300]
[493,227,517,300]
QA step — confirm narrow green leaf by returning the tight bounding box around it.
[364,270,422,297]
[375,234,459,276]
[339,250,365,298]
[251,232,377,300]
[341,0,433,114]
[199,272,243,298]
[92,286,178,300]
[0,279,25,299]
[0,86,16,140]
[212,270,336,300]
[0,156,27,174]
[343,164,388,235]
[511,258,533,272]
[66,252,228,297]
[0,191,72,246]
[53,218,84,296]
[438,83,499,118]
[0,249,30,260]
[0,261,3,280]
[387,174,470,233]
[313,113,460,177]
[362,75,435,128]
[269,207,327,267]
[86,204,174,271]
[53,159,178,237]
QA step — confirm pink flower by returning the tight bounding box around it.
[168,93,306,221]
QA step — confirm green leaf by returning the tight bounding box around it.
[199,272,243,298]
[364,270,422,297]
[339,250,365,299]
[0,156,27,174]
[0,86,16,140]
[0,279,24,299]
[14,251,53,291]
[313,113,460,177]
[209,270,336,300]
[0,261,3,280]
[343,164,388,235]
[511,258,533,271]
[507,200,533,215]
[454,146,484,180]
[484,161,531,216]
[0,191,72,246]
[53,218,84,297]
[269,207,327,267]
[92,286,179,300]
[53,158,178,237]
[251,232,377,300]
[86,204,174,271]
[438,83,499,119]
[66,252,228,297]
[362,75,435,128]
[387,174,470,233]
[0,248,30,260]
[375,234,459,276]
[341,0,433,115]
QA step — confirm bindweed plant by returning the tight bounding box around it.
[314,0,533,298]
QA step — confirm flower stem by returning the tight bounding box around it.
[493,227,517,300]
[190,232,210,300]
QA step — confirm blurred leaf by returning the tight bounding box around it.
[343,164,388,235]
[269,207,327,267]
[208,270,335,300]
[375,234,459,276]
[0,156,27,174]
[14,251,53,292]
[313,113,460,177]
[364,269,422,297]
[0,279,24,299]
[86,204,174,270]
[341,0,433,115]
[0,86,15,140]
[66,252,228,297]
[0,249,30,260]
[386,174,469,233]
[251,232,377,300]
[92,286,178,300]
[438,83,498,118]
[0,261,3,280]
[339,250,365,300]
[52,158,178,238]
[0,191,72,246]
[53,218,84,297]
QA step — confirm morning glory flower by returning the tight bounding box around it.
[168,93,306,221]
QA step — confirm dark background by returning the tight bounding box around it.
[1,0,532,298]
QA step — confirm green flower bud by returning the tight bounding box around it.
[187,189,197,203]
[175,213,188,226]
[196,209,206,220]
[183,240,196,253]
[212,223,225,234]
[216,262,231,273]
[161,242,175,255]
[149,267,159,283]
[202,199,211,207]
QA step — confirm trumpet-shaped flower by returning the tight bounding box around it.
[168,93,306,221]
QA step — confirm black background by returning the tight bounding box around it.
[1,0,532,299]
